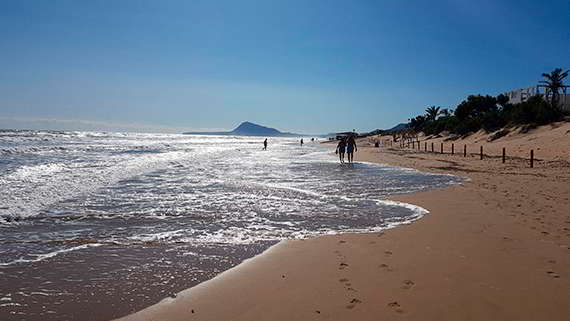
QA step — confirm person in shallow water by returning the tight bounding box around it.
[346,135,357,163]
[335,138,346,163]
[300,138,304,146]
[263,138,268,150]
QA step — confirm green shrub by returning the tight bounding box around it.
[407,93,563,138]
[510,95,562,125]
[481,110,507,132]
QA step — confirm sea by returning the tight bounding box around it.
[0,130,462,320]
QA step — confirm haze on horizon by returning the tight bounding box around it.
[0,0,568,134]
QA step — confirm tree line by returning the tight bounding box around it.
[408,68,569,136]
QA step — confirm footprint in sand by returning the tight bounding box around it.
[339,240,347,244]
[401,280,415,290]
[387,301,404,313]
[384,250,393,256]
[334,251,346,260]
[379,263,394,272]
[339,262,349,270]
[346,298,362,309]
[547,271,561,278]
[339,278,349,283]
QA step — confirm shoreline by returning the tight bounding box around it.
[116,133,570,321]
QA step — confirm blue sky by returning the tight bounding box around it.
[0,0,568,134]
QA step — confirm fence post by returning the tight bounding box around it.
[480,146,483,160]
[530,149,534,168]
[464,144,466,157]
[502,147,505,163]
[440,142,443,154]
[451,143,454,155]
[425,142,427,151]
[431,142,434,152]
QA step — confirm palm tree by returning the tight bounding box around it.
[425,106,440,121]
[540,68,569,108]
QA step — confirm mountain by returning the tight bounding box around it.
[386,123,409,132]
[231,121,283,136]
[183,121,302,137]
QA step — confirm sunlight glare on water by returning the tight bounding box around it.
[0,130,461,320]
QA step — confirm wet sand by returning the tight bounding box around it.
[116,123,570,321]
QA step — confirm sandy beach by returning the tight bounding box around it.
[117,122,570,321]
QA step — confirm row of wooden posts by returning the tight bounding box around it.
[381,138,535,168]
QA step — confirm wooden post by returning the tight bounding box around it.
[440,142,443,154]
[530,149,534,168]
[425,142,427,151]
[480,146,483,160]
[431,142,434,152]
[451,143,454,155]
[412,141,415,149]
[464,144,466,157]
[502,147,505,163]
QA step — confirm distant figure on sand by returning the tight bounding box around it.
[347,135,357,163]
[300,138,304,146]
[335,138,346,163]
[263,138,267,150]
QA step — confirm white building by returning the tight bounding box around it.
[505,85,570,111]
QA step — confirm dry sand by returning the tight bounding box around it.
[116,122,570,321]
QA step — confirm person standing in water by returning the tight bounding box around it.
[346,135,357,163]
[300,138,304,146]
[263,138,268,150]
[335,138,346,163]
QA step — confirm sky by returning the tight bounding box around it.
[0,0,568,134]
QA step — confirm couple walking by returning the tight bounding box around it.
[335,136,357,164]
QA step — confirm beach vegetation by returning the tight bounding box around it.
[540,68,569,108]
[408,68,567,137]
[425,106,441,121]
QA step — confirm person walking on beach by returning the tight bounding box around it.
[263,138,268,150]
[335,138,346,163]
[346,135,357,163]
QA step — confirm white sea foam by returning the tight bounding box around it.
[0,244,103,267]
[0,131,461,264]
